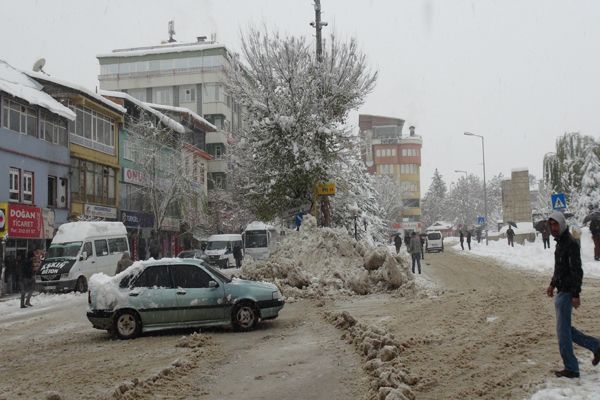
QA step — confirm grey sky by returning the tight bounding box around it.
[3,0,600,193]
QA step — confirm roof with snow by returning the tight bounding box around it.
[0,60,75,121]
[144,102,217,132]
[25,71,126,114]
[97,42,227,59]
[426,221,454,231]
[99,90,185,134]
[244,221,275,232]
[511,167,529,173]
[53,222,127,243]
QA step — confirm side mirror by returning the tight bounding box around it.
[209,280,218,288]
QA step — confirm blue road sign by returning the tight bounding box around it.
[477,216,485,225]
[551,193,567,210]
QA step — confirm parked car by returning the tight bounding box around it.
[176,249,204,259]
[426,231,444,253]
[86,258,284,339]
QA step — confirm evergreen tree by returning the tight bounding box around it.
[575,145,600,219]
[421,169,447,226]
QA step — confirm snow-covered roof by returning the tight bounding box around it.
[208,234,242,241]
[99,90,185,134]
[53,222,127,243]
[144,102,217,132]
[97,43,226,59]
[511,167,529,173]
[0,60,75,121]
[25,71,126,114]
[244,221,275,232]
[426,221,453,231]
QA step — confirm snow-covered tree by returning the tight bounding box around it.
[533,179,553,219]
[574,145,600,219]
[445,174,485,227]
[226,28,377,221]
[372,174,403,227]
[486,173,504,227]
[421,169,447,227]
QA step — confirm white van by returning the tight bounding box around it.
[203,234,243,268]
[242,221,280,260]
[426,231,444,253]
[36,222,129,293]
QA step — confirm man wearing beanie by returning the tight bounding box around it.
[546,211,600,378]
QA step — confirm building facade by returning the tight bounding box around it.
[97,38,240,190]
[359,114,423,232]
[0,61,76,290]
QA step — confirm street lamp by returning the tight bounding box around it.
[454,170,468,178]
[464,132,488,245]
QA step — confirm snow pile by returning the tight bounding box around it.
[240,215,414,299]
[326,311,416,400]
[88,262,145,310]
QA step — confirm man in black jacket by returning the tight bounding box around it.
[546,211,600,378]
[19,250,35,308]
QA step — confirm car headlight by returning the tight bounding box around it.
[272,290,282,300]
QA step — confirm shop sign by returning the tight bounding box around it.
[316,182,336,196]
[84,204,117,220]
[8,204,42,238]
[120,210,154,229]
[123,168,146,186]
[161,217,180,232]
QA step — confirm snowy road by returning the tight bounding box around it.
[0,296,366,400]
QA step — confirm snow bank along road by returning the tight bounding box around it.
[330,248,600,399]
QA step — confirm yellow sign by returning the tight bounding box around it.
[0,202,7,238]
[316,182,336,196]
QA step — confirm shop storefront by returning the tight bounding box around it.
[161,216,181,258]
[120,210,154,261]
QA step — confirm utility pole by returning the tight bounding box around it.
[310,0,328,62]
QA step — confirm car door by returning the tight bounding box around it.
[77,241,95,279]
[129,265,178,328]
[93,239,113,276]
[171,264,226,323]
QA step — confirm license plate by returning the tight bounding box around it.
[45,286,56,291]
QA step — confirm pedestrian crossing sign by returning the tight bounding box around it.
[551,193,567,210]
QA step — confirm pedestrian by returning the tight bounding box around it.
[19,250,35,309]
[295,210,305,231]
[476,229,482,244]
[589,217,600,261]
[408,232,422,274]
[506,226,515,247]
[115,252,133,275]
[149,231,161,259]
[419,234,426,260]
[459,230,465,250]
[233,243,243,269]
[394,233,403,254]
[546,211,600,378]
[541,221,551,249]
[466,230,472,250]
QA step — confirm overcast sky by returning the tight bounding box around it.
[3,0,600,193]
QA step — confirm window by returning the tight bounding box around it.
[133,266,172,288]
[153,86,173,105]
[180,86,195,103]
[108,238,128,254]
[83,242,93,258]
[171,265,213,288]
[48,176,57,207]
[203,83,222,103]
[68,104,115,152]
[128,89,146,102]
[215,145,222,160]
[94,239,109,257]
[391,149,396,156]
[58,177,68,208]
[2,99,38,136]
[9,168,19,202]
[22,171,33,204]
[400,164,419,174]
[70,158,116,205]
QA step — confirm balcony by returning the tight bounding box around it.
[208,159,228,174]
[206,130,228,145]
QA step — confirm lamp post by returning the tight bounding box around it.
[454,169,468,178]
[464,132,488,245]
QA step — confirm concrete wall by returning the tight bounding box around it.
[501,169,532,222]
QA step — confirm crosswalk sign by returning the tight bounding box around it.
[551,193,567,210]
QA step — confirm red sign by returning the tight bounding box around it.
[8,204,42,238]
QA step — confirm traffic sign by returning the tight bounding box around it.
[551,193,567,210]
[316,182,336,196]
[477,216,485,225]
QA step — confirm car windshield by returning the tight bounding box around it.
[206,241,229,250]
[203,264,232,283]
[47,242,82,259]
[428,233,441,240]
[245,230,268,248]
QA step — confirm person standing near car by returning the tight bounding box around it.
[408,232,422,274]
[19,250,35,308]
[233,243,243,269]
[545,211,600,378]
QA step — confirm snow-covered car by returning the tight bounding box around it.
[86,258,284,339]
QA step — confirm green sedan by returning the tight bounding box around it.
[86,258,284,339]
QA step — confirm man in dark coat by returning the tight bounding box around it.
[590,218,600,261]
[20,251,35,308]
[506,226,515,247]
[466,230,472,250]
[459,230,465,250]
[233,243,243,269]
[546,211,600,378]
[408,232,422,274]
[541,221,551,249]
[394,234,402,254]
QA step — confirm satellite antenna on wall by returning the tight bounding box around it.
[168,20,176,43]
[32,58,48,75]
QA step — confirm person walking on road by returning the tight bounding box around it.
[546,211,600,378]
[590,218,600,261]
[19,250,35,309]
[507,226,515,247]
[233,243,243,269]
[394,234,403,254]
[408,232,422,274]
[115,252,133,275]
[466,230,472,250]
[542,222,551,249]
[459,230,465,250]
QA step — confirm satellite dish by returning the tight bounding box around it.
[32,58,47,74]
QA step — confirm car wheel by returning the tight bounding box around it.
[114,309,142,340]
[75,276,88,293]
[232,301,258,332]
